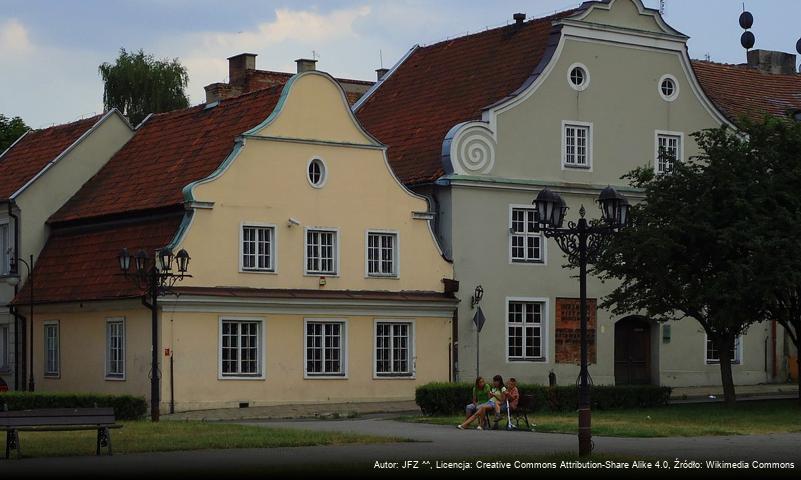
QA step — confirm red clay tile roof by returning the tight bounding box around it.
[13,214,183,305]
[0,114,102,200]
[692,60,801,124]
[355,10,577,185]
[50,86,285,224]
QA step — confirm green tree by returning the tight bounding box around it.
[0,114,30,152]
[593,124,779,405]
[99,48,189,125]
[749,118,801,405]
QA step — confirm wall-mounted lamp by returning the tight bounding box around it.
[470,285,484,309]
[288,218,301,228]
[319,276,326,287]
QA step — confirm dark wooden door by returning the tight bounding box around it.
[614,317,651,385]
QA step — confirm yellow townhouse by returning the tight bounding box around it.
[14,67,457,413]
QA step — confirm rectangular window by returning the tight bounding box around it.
[367,232,398,277]
[510,207,543,263]
[656,133,681,174]
[706,336,741,364]
[241,225,275,271]
[375,322,413,377]
[507,301,544,361]
[305,320,345,376]
[44,322,59,377]
[106,318,125,379]
[306,229,337,275]
[563,123,591,168]
[220,319,262,377]
[0,324,9,371]
[0,223,9,276]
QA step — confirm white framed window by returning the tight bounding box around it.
[306,157,327,188]
[304,320,347,377]
[567,63,590,91]
[366,231,398,277]
[219,318,264,378]
[0,222,9,276]
[562,121,592,169]
[241,224,276,272]
[509,206,545,264]
[655,131,683,174]
[105,318,125,380]
[506,298,548,362]
[44,321,59,377]
[374,321,414,378]
[658,74,679,101]
[305,228,338,275]
[705,335,742,365]
[0,324,9,372]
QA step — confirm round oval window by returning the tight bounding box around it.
[659,75,679,101]
[567,64,590,91]
[308,158,325,187]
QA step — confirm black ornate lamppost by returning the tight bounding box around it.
[531,186,630,457]
[7,255,34,392]
[118,247,190,422]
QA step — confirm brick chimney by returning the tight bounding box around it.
[375,68,389,81]
[747,49,796,75]
[296,58,317,73]
[228,53,257,85]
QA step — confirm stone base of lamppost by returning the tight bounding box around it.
[578,407,592,456]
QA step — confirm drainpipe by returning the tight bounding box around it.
[7,202,22,390]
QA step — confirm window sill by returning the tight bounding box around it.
[374,374,415,380]
[705,361,741,365]
[506,358,547,363]
[562,164,592,170]
[105,376,126,381]
[366,274,399,279]
[304,273,340,278]
[304,374,348,380]
[510,260,546,266]
[218,375,266,381]
[240,269,277,275]
[43,374,61,379]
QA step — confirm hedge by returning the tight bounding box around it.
[0,392,147,420]
[415,382,672,416]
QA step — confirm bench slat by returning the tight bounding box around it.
[0,416,116,427]
[0,424,122,432]
[0,408,114,418]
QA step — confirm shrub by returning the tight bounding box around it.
[0,392,147,420]
[415,382,671,416]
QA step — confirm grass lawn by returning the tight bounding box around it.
[399,399,801,437]
[11,420,405,458]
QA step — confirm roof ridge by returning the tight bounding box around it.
[33,112,104,132]
[692,59,801,78]
[417,8,579,50]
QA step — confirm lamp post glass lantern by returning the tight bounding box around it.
[530,187,628,456]
[117,246,191,421]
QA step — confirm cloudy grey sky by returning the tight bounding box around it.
[2,0,799,128]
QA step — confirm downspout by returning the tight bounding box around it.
[7,201,21,390]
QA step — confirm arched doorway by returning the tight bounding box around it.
[614,316,651,385]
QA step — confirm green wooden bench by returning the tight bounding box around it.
[0,408,122,458]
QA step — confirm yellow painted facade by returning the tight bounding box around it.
[30,72,456,411]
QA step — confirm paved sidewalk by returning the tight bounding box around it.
[4,417,799,476]
[163,400,418,421]
[671,383,797,401]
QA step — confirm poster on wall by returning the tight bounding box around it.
[555,297,597,364]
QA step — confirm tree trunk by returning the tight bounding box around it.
[797,353,800,407]
[717,336,737,405]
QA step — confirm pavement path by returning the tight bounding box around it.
[4,415,799,476]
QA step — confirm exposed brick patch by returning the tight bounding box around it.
[555,297,597,364]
